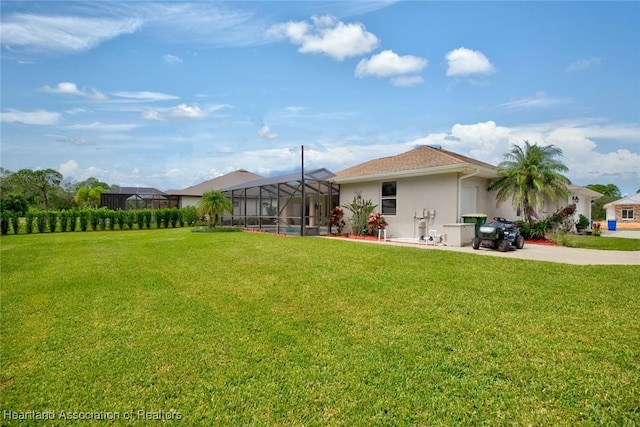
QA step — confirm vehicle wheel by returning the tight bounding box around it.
[498,241,510,252]
[472,237,480,250]
[515,235,525,249]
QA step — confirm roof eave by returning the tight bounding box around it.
[333,163,497,184]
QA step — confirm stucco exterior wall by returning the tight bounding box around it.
[341,174,470,238]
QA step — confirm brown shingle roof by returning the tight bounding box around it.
[166,169,264,196]
[334,145,496,181]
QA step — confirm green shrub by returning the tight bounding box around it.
[107,210,116,230]
[47,211,58,233]
[517,219,550,240]
[154,210,163,229]
[68,210,78,232]
[89,209,100,231]
[59,210,69,232]
[342,192,377,236]
[0,211,10,235]
[125,211,134,230]
[116,210,126,230]
[11,213,20,234]
[35,211,47,233]
[79,210,89,231]
[136,210,145,229]
[25,211,34,234]
[169,208,180,228]
[181,206,198,226]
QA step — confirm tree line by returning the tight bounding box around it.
[0,168,115,215]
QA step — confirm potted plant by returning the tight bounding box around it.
[575,214,590,233]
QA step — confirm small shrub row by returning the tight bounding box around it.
[1,207,202,235]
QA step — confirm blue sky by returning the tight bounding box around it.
[1,1,639,195]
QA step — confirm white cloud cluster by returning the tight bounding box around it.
[445,47,495,77]
[39,82,108,101]
[257,125,278,140]
[355,50,427,86]
[0,109,60,125]
[162,54,183,64]
[267,14,379,61]
[407,120,640,190]
[142,104,209,121]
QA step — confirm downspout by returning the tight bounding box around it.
[457,168,480,222]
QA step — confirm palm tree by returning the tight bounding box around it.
[197,190,233,228]
[489,140,571,223]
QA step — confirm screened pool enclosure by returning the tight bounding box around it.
[220,168,340,236]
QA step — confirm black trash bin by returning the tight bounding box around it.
[462,213,487,238]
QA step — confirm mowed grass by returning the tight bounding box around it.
[564,234,640,251]
[1,230,639,426]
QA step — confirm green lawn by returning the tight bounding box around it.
[1,229,639,425]
[556,234,640,251]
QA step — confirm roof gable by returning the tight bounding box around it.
[604,193,640,207]
[334,145,497,182]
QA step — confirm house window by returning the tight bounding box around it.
[622,208,634,220]
[381,181,397,215]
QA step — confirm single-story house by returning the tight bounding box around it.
[332,145,600,244]
[166,169,264,209]
[603,193,640,229]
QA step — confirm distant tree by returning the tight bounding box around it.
[585,183,621,198]
[74,186,106,208]
[489,140,570,223]
[77,177,112,189]
[197,190,233,228]
[13,169,63,211]
[586,183,623,221]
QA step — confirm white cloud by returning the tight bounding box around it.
[39,82,108,101]
[1,13,141,55]
[59,159,79,177]
[257,125,278,140]
[267,14,379,60]
[0,109,60,125]
[66,122,141,132]
[390,76,424,87]
[445,47,495,77]
[566,57,602,72]
[110,91,180,102]
[355,50,427,78]
[168,104,208,120]
[498,92,571,109]
[163,54,183,64]
[406,120,640,190]
[142,103,228,121]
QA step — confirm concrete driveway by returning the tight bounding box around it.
[331,235,640,266]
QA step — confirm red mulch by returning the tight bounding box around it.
[526,239,556,246]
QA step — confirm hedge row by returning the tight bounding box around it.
[0,207,200,235]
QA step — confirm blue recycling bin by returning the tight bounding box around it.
[607,220,617,231]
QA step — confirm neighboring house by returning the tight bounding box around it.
[101,187,173,210]
[564,184,601,224]
[166,169,264,209]
[603,193,640,229]
[332,145,599,242]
